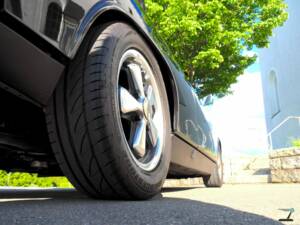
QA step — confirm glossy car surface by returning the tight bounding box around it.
[0,0,221,194]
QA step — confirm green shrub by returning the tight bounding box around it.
[0,170,8,186]
[0,170,73,188]
[291,139,300,147]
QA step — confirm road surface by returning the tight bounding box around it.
[0,184,299,225]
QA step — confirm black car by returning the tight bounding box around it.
[0,0,223,199]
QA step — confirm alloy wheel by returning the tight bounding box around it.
[118,49,164,171]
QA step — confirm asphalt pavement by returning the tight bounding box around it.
[0,184,299,225]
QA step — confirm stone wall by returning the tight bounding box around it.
[269,148,300,183]
[164,178,203,187]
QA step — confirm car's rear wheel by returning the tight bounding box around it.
[46,22,171,199]
[203,148,223,187]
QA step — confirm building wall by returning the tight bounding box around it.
[260,0,300,149]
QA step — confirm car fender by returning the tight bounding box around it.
[67,1,180,130]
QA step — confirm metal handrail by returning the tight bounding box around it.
[267,116,300,150]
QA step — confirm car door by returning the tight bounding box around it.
[168,63,217,159]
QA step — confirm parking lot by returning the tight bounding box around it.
[0,184,299,225]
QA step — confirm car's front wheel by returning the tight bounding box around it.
[46,22,171,199]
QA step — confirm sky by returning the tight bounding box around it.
[204,50,269,156]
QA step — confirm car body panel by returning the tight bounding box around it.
[4,0,149,58]
[0,0,218,174]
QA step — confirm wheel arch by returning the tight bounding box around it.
[74,9,178,131]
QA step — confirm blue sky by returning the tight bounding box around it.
[204,50,269,156]
[245,46,260,73]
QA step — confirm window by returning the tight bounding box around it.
[134,0,145,10]
[269,71,280,117]
[10,0,22,19]
[44,3,62,41]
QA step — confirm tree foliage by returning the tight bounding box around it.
[144,0,287,97]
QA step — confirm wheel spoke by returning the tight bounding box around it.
[146,85,156,116]
[148,119,159,147]
[119,86,143,116]
[132,119,147,157]
[127,63,145,98]
[147,85,154,104]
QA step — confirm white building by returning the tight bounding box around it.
[259,0,300,149]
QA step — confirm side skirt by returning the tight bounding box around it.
[168,135,216,178]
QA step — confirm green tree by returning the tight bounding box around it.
[145,0,287,97]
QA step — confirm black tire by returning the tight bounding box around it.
[45,22,171,200]
[203,149,223,187]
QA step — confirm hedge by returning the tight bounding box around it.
[0,170,73,188]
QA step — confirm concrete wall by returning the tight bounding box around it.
[260,0,300,149]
